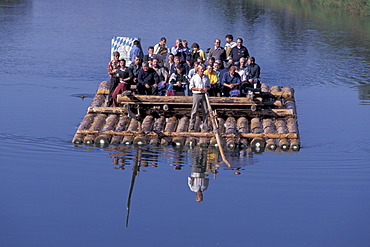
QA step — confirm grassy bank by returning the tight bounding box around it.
[308,0,370,15]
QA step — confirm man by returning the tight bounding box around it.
[111,59,133,106]
[171,39,187,62]
[143,46,163,65]
[188,148,209,202]
[246,56,261,86]
[224,34,236,58]
[129,55,142,85]
[229,38,249,64]
[168,64,189,96]
[221,66,241,97]
[208,38,226,64]
[204,64,220,96]
[137,62,160,95]
[154,37,168,62]
[152,58,169,95]
[129,40,144,63]
[189,64,211,131]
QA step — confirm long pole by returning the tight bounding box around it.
[204,94,231,168]
[125,148,142,228]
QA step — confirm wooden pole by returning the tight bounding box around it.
[205,94,231,168]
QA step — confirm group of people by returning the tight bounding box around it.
[106,34,261,107]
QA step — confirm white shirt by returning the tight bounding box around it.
[189,73,210,94]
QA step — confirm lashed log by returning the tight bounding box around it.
[90,94,106,108]
[262,119,277,150]
[172,116,189,146]
[96,80,111,95]
[250,117,266,151]
[117,94,281,107]
[290,139,301,151]
[83,114,108,144]
[121,118,139,145]
[133,115,154,145]
[270,86,282,93]
[224,117,237,148]
[210,117,226,147]
[282,86,294,100]
[76,129,298,139]
[160,116,178,146]
[87,107,293,118]
[72,113,96,144]
[110,115,130,144]
[149,116,166,146]
[260,83,269,93]
[275,119,289,151]
[236,117,249,148]
[185,116,201,147]
[95,114,119,146]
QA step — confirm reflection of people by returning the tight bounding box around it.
[188,148,210,202]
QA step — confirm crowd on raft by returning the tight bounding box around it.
[106,34,261,107]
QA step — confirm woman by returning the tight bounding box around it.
[190,43,206,64]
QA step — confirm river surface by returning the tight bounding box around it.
[0,0,369,246]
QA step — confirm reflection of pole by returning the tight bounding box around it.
[204,94,231,168]
[125,148,142,228]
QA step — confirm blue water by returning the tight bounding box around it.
[0,0,369,246]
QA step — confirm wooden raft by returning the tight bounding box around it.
[72,81,300,152]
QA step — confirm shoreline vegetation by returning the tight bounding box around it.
[255,0,370,16]
[310,0,370,15]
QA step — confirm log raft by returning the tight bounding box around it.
[73,81,301,152]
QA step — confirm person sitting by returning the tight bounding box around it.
[241,56,261,95]
[111,59,133,106]
[168,64,190,96]
[190,43,206,64]
[182,40,192,58]
[204,64,220,96]
[163,53,174,73]
[129,55,142,86]
[154,37,168,63]
[129,40,144,63]
[208,38,226,64]
[137,62,160,95]
[221,66,241,97]
[187,62,200,80]
[184,56,193,76]
[229,38,249,64]
[204,56,216,68]
[152,58,169,96]
[143,46,163,65]
[169,56,182,75]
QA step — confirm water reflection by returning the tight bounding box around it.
[358,83,370,105]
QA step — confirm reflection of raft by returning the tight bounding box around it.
[72,81,300,152]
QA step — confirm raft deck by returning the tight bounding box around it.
[72,81,300,152]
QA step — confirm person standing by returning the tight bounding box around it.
[129,40,144,63]
[229,38,249,64]
[208,38,226,64]
[154,37,168,62]
[189,64,211,131]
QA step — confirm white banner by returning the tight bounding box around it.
[111,36,141,65]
